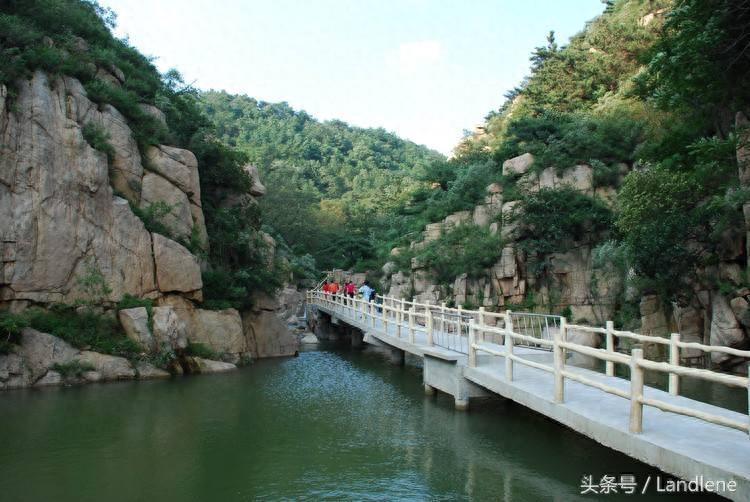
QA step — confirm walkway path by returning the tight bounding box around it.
[309,291,750,501]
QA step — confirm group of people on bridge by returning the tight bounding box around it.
[321,279,377,302]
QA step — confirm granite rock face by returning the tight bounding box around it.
[0,71,206,305]
[152,306,189,351]
[0,70,299,391]
[380,149,749,370]
[152,234,202,294]
[242,293,299,359]
[119,307,155,351]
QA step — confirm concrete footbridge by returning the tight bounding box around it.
[307,290,750,501]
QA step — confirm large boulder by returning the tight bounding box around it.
[118,307,155,351]
[472,204,493,227]
[152,306,189,351]
[18,328,78,382]
[276,287,304,320]
[140,172,194,240]
[75,351,136,381]
[730,295,750,328]
[0,352,31,389]
[138,104,167,128]
[242,299,298,358]
[135,361,170,379]
[243,164,267,197]
[495,247,517,279]
[639,295,669,336]
[193,357,236,373]
[191,308,247,355]
[145,145,200,205]
[444,210,471,228]
[710,293,746,363]
[672,303,705,358]
[502,153,535,176]
[152,234,202,294]
[423,222,444,242]
[155,295,247,357]
[500,201,521,240]
[566,327,600,369]
[558,164,593,193]
[34,370,63,387]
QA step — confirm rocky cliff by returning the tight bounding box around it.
[0,70,298,389]
[383,151,750,374]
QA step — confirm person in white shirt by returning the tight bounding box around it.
[358,281,374,301]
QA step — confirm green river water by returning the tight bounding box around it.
[0,342,739,501]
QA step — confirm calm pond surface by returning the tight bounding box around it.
[0,342,733,501]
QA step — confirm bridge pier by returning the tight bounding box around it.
[422,349,491,412]
[389,346,405,366]
[350,328,364,348]
[310,310,340,341]
[454,397,470,411]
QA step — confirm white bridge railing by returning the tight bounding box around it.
[308,289,750,437]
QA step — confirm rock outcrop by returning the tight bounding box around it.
[242,294,299,358]
[0,71,205,306]
[382,149,750,372]
[0,69,308,390]
[152,234,202,295]
[119,307,154,351]
[0,328,141,389]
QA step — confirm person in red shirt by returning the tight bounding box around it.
[321,280,330,294]
[329,281,339,295]
[345,280,356,297]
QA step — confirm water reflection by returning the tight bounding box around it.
[0,344,727,501]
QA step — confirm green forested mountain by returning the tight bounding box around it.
[460,0,750,303]
[199,91,443,271]
[388,0,750,333]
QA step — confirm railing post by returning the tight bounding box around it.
[468,319,477,368]
[457,305,463,336]
[440,302,446,337]
[426,307,434,346]
[408,306,415,344]
[553,329,564,403]
[605,320,615,377]
[747,363,749,438]
[504,310,514,381]
[370,299,376,328]
[397,299,404,338]
[382,296,388,334]
[629,348,644,434]
[669,333,680,396]
[478,307,486,344]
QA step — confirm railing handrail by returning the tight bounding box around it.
[312,289,750,359]
[308,289,750,437]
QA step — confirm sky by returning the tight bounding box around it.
[99,0,605,154]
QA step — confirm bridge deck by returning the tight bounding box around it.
[317,301,750,501]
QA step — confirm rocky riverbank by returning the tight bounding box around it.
[0,68,301,388]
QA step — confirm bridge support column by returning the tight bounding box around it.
[389,347,405,366]
[454,397,470,411]
[350,328,363,348]
[423,350,490,412]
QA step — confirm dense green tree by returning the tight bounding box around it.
[199,90,444,270]
[638,0,750,134]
